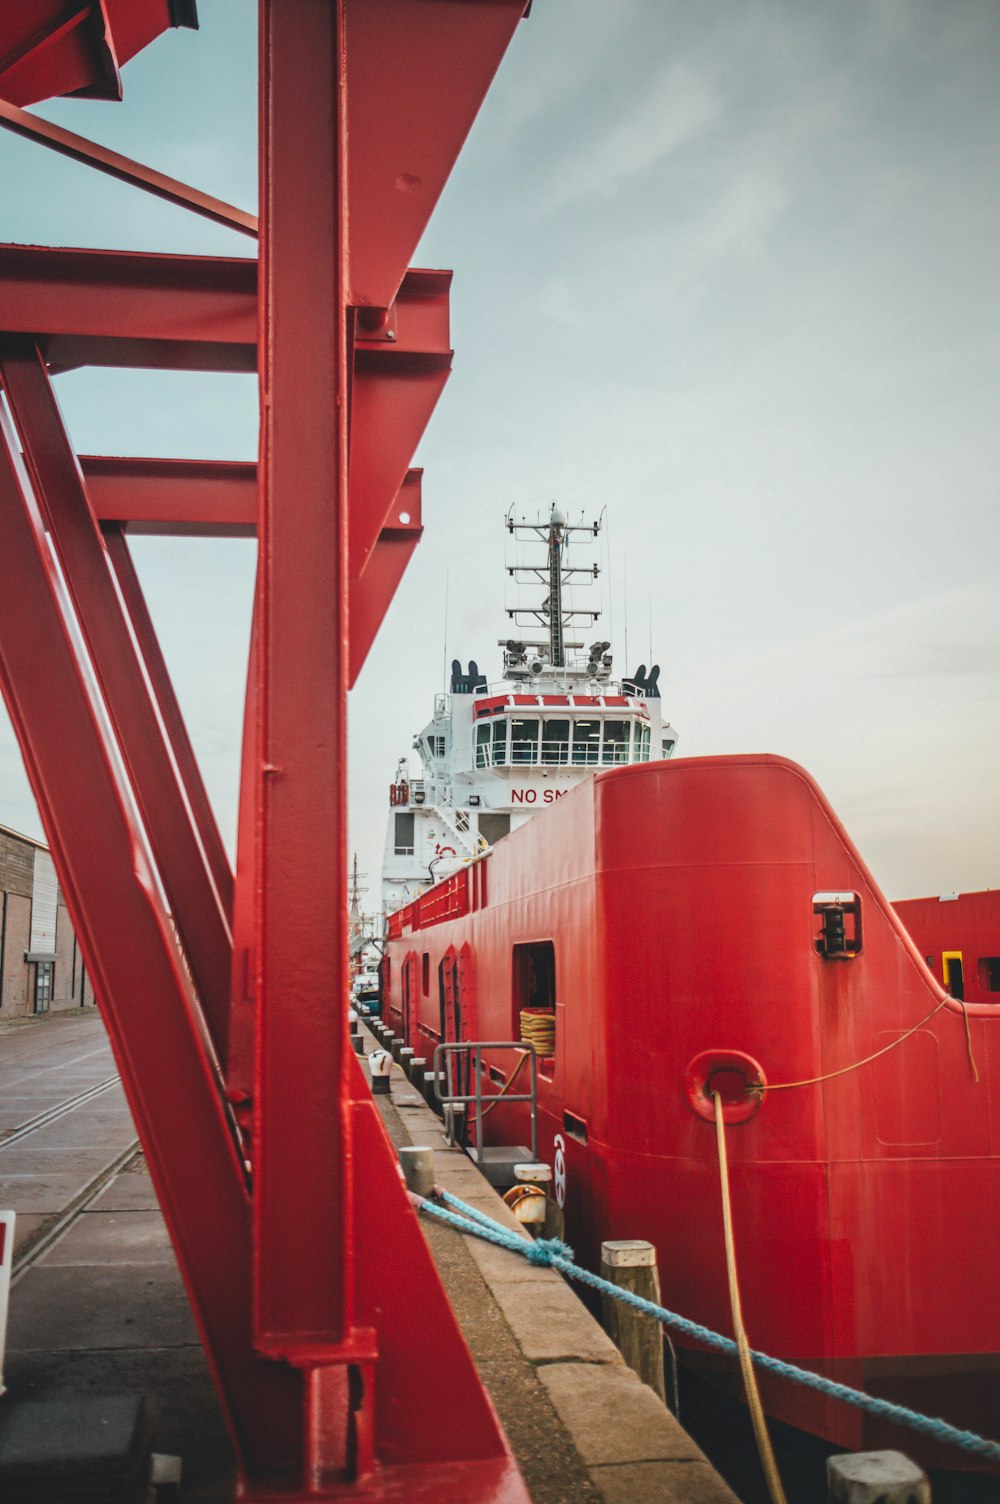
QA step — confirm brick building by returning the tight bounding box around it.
[0,824,95,1018]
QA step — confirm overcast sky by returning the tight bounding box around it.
[1,0,998,907]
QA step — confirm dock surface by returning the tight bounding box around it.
[0,1009,739,1502]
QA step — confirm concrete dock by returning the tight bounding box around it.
[0,1009,739,1502]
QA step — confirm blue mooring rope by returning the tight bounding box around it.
[417,1187,1000,1466]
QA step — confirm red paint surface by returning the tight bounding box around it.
[895,889,1000,1008]
[386,755,1000,1464]
[0,1,533,1496]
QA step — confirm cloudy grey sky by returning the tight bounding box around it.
[1,0,998,906]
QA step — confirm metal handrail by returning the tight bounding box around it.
[432,1041,538,1161]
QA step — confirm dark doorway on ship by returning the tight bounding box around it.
[944,952,966,1001]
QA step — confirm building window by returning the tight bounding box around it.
[394,811,415,855]
[34,961,53,1015]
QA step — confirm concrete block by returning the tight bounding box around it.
[490,1276,621,1365]
[0,1394,153,1503]
[827,1450,931,1503]
[537,1361,703,1466]
[590,1459,739,1503]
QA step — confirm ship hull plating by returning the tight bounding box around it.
[385,754,1000,1466]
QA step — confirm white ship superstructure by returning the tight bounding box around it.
[382,509,677,915]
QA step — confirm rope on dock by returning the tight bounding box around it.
[414,1186,1000,1467]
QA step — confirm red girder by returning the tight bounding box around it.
[0,339,234,1060]
[0,98,258,239]
[349,471,424,687]
[0,2,194,107]
[0,0,533,1495]
[83,456,258,538]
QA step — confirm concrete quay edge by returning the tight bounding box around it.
[365,1031,740,1504]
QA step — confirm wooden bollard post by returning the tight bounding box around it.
[407,1055,427,1085]
[398,1146,435,1198]
[390,1035,404,1063]
[600,1240,666,1403]
[827,1451,930,1503]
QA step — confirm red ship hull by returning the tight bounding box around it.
[385,755,1000,1467]
[895,888,1000,1009]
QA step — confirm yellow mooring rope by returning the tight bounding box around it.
[712,1091,788,1504]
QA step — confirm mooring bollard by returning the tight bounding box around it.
[421,1069,444,1108]
[398,1146,435,1198]
[368,1049,393,1096]
[600,1240,666,1403]
[390,1036,404,1063]
[407,1055,427,1085]
[514,1163,563,1241]
[827,1451,931,1503]
[443,1100,465,1146]
[400,1046,415,1074]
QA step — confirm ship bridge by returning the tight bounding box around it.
[470,691,669,768]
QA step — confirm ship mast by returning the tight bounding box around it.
[547,506,566,668]
[504,505,603,686]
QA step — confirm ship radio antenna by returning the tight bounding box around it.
[623,558,629,672]
[548,505,566,668]
[442,567,450,692]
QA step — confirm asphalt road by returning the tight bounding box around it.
[0,1009,136,1260]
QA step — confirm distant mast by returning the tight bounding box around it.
[505,505,605,688]
[548,507,565,668]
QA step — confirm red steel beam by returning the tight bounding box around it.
[83,455,257,537]
[0,244,257,373]
[0,339,234,1061]
[349,470,423,687]
[349,270,450,579]
[0,398,303,1475]
[257,0,357,1477]
[0,97,259,239]
[344,0,529,310]
[104,526,235,922]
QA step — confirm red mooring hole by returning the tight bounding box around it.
[706,1067,749,1106]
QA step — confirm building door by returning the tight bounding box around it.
[33,961,52,1015]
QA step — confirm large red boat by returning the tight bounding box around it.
[382,539,1000,1468]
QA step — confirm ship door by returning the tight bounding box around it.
[402,951,419,1044]
[943,951,965,1001]
[440,946,460,1044]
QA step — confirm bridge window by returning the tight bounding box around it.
[635,725,651,761]
[478,719,508,767]
[571,719,600,764]
[541,718,570,764]
[510,717,539,764]
[601,719,631,764]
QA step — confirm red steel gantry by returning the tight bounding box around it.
[0,3,531,1498]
